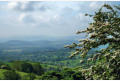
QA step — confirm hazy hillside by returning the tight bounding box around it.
[0,36,81,67]
[0,35,84,48]
[0,35,106,67]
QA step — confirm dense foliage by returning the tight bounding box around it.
[65,4,120,80]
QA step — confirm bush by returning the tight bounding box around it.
[61,68,75,79]
[32,63,44,75]
[11,61,33,73]
[40,71,63,80]
[0,65,11,70]
[2,70,21,80]
[20,62,33,73]
[22,73,36,80]
[72,72,85,80]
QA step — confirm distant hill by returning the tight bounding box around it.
[0,35,85,49]
[0,35,107,67]
[0,40,73,49]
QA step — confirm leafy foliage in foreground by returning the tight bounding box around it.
[65,4,120,80]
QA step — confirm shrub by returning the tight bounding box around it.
[40,71,63,80]
[2,70,21,80]
[72,72,85,80]
[22,73,36,80]
[32,63,44,75]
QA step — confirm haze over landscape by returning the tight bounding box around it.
[0,1,120,80]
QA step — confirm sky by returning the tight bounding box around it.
[0,1,119,41]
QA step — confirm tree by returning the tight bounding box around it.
[32,63,44,75]
[61,68,75,79]
[40,71,63,80]
[22,73,36,80]
[65,4,120,80]
[11,61,33,73]
[20,62,33,73]
[72,72,85,80]
[3,70,21,80]
[0,64,11,70]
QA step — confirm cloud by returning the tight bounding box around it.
[6,1,94,31]
[89,2,104,10]
[18,13,35,23]
[89,2,98,8]
[7,1,49,12]
[7,1,54,23]
[8,2,35,12]
[0,1,116,39]
[7,2,18,9]
[7,1,104,25]
[18,13,26,22]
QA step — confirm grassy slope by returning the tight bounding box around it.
[0,69,40,80]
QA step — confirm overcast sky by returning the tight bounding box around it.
[0,1,119,40]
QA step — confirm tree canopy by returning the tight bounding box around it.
[65,4,120,80]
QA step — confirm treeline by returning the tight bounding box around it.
[0,47,96,68]
[0,56,119,80]
[0,61,85,80]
